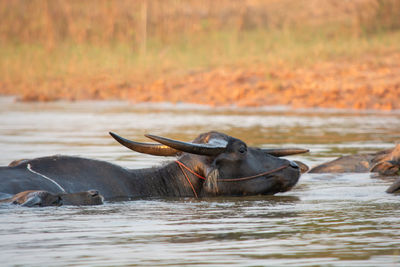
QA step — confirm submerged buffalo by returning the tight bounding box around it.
[0,131,307,200]
[309,144,400,193]
[0,190,104,207]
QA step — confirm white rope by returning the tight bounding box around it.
[27,163,66,192]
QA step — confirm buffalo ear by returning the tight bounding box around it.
[370,160,400,176]
[293,161,309,173]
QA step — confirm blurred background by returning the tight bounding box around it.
[0,0,399,109]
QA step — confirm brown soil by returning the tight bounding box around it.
[4,53,400,111]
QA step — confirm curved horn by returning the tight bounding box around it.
[109,132,179,156]
[261,148,309,157]
[145,134,227,156]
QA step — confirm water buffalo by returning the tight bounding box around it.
[0,131,307,200]
[0,190,104,207]
[309,144,400,193]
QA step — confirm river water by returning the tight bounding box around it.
[0,97,399,266]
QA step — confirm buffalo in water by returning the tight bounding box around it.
[0,131,308,200]
[0,190,104,207]
[309,144,400,193]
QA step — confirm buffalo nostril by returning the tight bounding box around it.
[289,161,299,169]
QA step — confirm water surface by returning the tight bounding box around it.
[0,97,399,266]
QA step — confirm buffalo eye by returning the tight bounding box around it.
[239,146,247,154]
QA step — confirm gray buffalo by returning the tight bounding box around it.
[0,190,104,207]
[309,144,400,193]
[0,131,308,200]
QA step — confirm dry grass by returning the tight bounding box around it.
[0,0,400,109]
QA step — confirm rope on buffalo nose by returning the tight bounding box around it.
[217,163,289,182]
[175,160,291,197]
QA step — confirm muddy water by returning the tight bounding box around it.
[0,97,399,266]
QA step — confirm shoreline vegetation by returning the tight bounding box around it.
[1,0,400,110]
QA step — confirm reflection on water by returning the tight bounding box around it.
[0,97,399,266]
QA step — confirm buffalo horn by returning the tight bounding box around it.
[262,148,309,157]
[109,132,179,156]
[145,134,227,156]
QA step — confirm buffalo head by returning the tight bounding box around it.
[5,190,104,207]
[60,190,104,206]
[11,190,62,207]
[110,131,308,197]
[370,144,400,176]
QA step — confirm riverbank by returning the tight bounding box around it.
[121,53,400,111]
[1,51,399,111]
[1,0,399,110]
